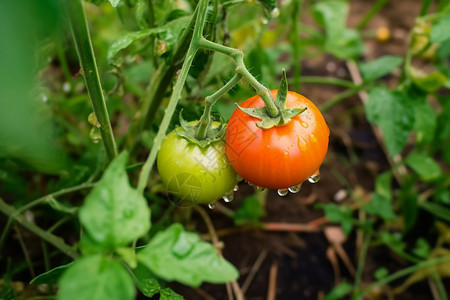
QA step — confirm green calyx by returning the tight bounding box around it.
[237,69,306,129]
[176,110,226,148]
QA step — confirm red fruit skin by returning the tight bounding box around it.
[225,90,329,189]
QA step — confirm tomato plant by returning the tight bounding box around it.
[157,121,238,205]
[225,90,329,190]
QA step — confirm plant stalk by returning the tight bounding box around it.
[198,38,279,117]
[66,0,118,161]
[0,198,79,260]
[196,73,242,140]
[137,0,210,193]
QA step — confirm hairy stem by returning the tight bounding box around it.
[137,0,210,193]
[198,38,278,117]
[196,73,242,140]
[66,0,118,161]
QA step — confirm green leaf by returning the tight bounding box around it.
[132,264,185,299]
[412,238,431,258]
[137,224,239,287]
[313,0,364,59]
[359,56,403,81]
[413,97,437,145]
[363,171,396,220]
[434,189,450,205]
[409,67,447,92]
[405,152,442,182]
[365,88,415,156]
[420,202,450,222]
[430,12,450,43]
[107,28,162,64]
[234,195,264,226]
[30,262,74,285]
[107,16,190,64]
[379,232,405,253]
[160,288,184,300]
[0,0,67,174]
[324,281,352,300]
[108,0,121,8]
[374,267,389,280]
[58,255,135,300]
[79,152,151,251]
[364,194,396,220]
[132,264,161,297]
[323,204,354,235]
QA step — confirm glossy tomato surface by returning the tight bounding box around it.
[157,121,238,204]
[225,90,329,189]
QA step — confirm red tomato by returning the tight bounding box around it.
[225,90,329,189]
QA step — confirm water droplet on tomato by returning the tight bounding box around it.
[300,121,308,128]
[233,185,239,192]
[283,150,289,158]
[256,186,266,191]
[277,189,288,197]
[310,134,317,143]
[288,183,303,194]
[308,170,320,183]
[297,137,307,152]
[223,191,234,203]
[237,175,243,181]
[208,203,216,209]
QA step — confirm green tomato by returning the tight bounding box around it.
[157,121,238,205]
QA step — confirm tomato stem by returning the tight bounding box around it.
[196,73,243,140]
[198,38,279,118]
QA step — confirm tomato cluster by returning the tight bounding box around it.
[157,90,329,205]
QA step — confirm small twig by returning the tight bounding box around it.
[226,283,234,300]
[0,198,79,259]
[194,205,222,250]
[14,224,36,278]
[194,205,244,300]
[231,281,245,300]
[242,248,269,294]
[267,261,279,300]
[193,287,217,300]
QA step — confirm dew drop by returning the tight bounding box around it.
[297,137,307,152]
[300,121,308,128]
[236,175,243,182]
[256,186,266,191]
[208,203,216,209]
[89,127,102,144]
[88,112,101,128]
[233,185,239,192]
[271,7,280,18]
[283,150,289,158]
[288,183,303,194]
[308,170,320,183]
[261,18,269,25]
[277,189,288,197]
[223,191,234,203]
[310,134,318,143]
